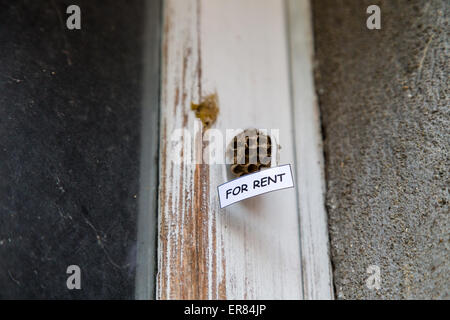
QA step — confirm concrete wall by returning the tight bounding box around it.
[312,0,448,299]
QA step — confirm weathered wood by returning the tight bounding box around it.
[287,0,334,299]
[157,0,332,299]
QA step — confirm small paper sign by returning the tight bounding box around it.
[218,164,294,208]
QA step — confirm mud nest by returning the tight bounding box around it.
[191,93,219,129]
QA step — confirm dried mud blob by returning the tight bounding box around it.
[191,93,219,129]
[228,129,273,177]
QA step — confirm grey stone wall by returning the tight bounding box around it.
[312,0,448,299]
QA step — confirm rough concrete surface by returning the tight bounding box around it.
[312,0,449,299]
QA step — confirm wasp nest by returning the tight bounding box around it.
[228,129,273,177]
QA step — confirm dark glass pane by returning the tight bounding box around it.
[0,0,161,299]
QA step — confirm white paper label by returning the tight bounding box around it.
[218,164,294,208]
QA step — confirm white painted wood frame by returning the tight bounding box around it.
[287,0,334,299]
[157,0,333,299]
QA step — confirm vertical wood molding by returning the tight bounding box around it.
[158,0,223,299]
[135,0,162,300]
[157,0,332,299]
[287,0,334,299]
